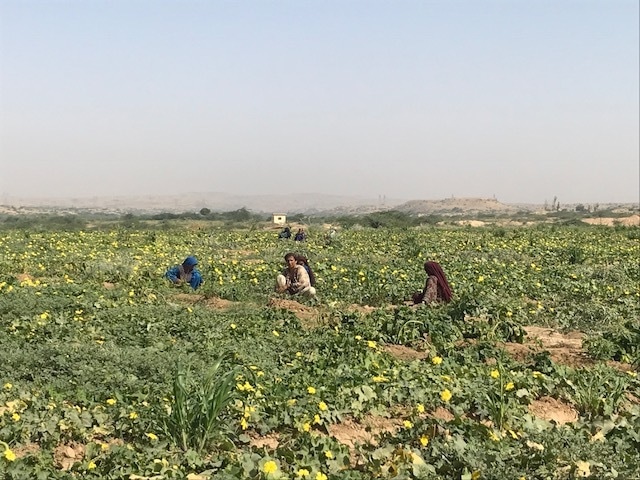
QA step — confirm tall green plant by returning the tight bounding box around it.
[164,357,242,452]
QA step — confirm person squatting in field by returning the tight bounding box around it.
[412,261,452,305]
[294,254,316,288]
[276,252,316,297]
[165,256,203,290]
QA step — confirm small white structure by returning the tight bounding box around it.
[272,213,287,225]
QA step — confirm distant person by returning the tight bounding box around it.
[279,226,292,239]
[275,252,316,297]
[294,228,306,242]
[295,254,316,287]
[165,256,203,290]
[412,261,452,305]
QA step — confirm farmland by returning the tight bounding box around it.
[0,223,639,479]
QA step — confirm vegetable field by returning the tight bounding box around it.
[0,224,639,479]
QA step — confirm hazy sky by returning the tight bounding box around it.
[1,0,638,204]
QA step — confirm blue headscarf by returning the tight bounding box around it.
[183,256,198,267]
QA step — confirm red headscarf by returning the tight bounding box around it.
[424,261,453,303]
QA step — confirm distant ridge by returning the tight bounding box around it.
[395,197,518,215]
[1,192,404,215]
[1,193,636,217]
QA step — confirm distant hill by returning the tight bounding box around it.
[1,193,636,218]
[395,197,519,215]
[1,192,403,215]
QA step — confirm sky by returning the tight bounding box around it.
[1,0,638,204]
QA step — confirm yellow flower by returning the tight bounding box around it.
[505,382,515,391]
[3,448,16,462]
[295,352,303,357]
[416,404,425,413]
[3,383,11,390]
[296,468,310,477]
[240,418,249,430]
[313,414,321,424]
[11,413,20,422]
[262,460,278,474]
[129,412,138,419]
[440,389,452,402]
[230,323,237,329]
[88,461,97,470]
[490,369,500,379]
[367,340,377,349]
[372,376,387,383]
[318,401,328,411]
[145,432,158,441]
[287,399,297,406]
[315,473,327,480]
[420,435,429,447]
[324,450,333,459]
[431,356,443,365]
[303,422,311,432]
[532,371,545,379]
[307,386,316,395]
[106,398,117,406]
[575,460,590,477]
[272,330,280,337]
[477,276,484,282]
[403,420,413,429]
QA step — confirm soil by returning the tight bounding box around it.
[429,406,455,422]
[528,396,579,424]
[16,273,35,283]
[503,326,591,367]
[582,215,640,226]
[328,414,402,449]
[267,297,319,322]
[171,293,235,310]
[14,443,40,459]
[249,432,280,449]
[53,442,85,471]
[382,344,430,361]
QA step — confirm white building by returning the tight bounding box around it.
[272,213,287,225]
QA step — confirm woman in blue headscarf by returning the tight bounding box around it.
[165,256,203,290]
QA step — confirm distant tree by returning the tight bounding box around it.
[575,204,586,212]
[199,208,211,216]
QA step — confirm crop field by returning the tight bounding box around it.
[0,224,639,479]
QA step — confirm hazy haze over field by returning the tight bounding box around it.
[1,0,638,205]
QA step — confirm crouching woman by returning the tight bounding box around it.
[412,261,452,305]
[276,252,316,297]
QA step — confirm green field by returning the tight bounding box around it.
[0,224,638,479]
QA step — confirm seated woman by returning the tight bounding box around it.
[412,261,452,305]
[279,226,292,239]
[295,254,316,287]
[294,228,306,241]
[165,256,203,290]
[275,252,316,297]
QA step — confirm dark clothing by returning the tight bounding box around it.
[279,228,292,239]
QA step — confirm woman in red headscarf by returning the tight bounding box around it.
[412,261,452,305]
